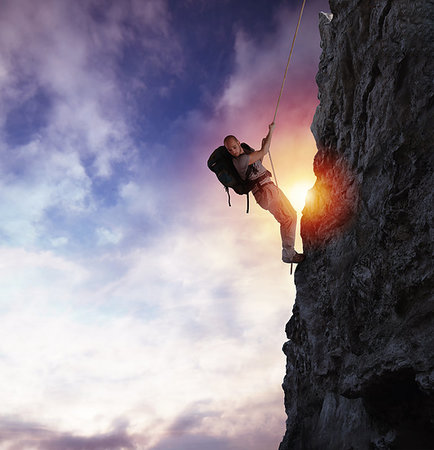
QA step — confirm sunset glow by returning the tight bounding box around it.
[287,181,314,213]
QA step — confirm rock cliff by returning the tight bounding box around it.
[280,1,434,449]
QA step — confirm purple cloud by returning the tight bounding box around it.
[0,417,134,450]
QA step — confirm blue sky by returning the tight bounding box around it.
[0,0,329,448]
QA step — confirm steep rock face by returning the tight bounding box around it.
[280,1,433,449]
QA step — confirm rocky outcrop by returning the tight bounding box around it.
[280,1,434,449]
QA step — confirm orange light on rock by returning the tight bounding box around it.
[301,148,358,248]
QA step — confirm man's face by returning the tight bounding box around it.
[225,137,243,157]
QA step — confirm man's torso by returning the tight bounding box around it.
[232,152,268,181]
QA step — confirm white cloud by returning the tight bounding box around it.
[0,1,328,448]
[0,0,183,247]
[0,208,294,446]
[120,181,158,218]
[0,144,92,245]
[96,226,123,245]
[50,236,69,247]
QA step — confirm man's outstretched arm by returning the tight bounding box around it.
[248,122,275,165]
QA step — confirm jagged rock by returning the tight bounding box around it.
[280,1,434,449]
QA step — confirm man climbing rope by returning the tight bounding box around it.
[223,123,305,264]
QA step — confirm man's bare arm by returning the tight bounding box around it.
[248,122,275,165]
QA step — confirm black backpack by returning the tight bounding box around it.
[207,143,255,213]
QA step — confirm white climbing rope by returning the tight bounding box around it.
[268,0,307,188]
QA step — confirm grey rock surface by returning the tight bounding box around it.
[280,0,434,449]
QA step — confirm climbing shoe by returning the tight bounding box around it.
[282,249,305,264]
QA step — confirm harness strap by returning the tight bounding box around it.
[251,176,273,195]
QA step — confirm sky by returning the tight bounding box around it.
[0,0,330,449]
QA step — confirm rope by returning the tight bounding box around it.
[268,0,307,187]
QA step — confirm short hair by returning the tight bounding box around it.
[223,135,238,147]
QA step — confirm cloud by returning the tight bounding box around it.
[43,432,135,450]
[0,143,93,246]
[96,226,123,245]
[165,404,219,436]
[151,433,231,450]
[0,1,329,449]
[0,0,140,159]
[0,212,292,446]
[0,417,135,450]
[0,0,184,249]
[0,397,283,450]
[150,398,285,450]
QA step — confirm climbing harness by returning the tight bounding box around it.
[268,0,307,189]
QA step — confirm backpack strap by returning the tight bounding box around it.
[226,187,250,214]
[241,143,255,181]
[225,186,231,207]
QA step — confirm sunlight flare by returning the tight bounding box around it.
[287,181,312,213]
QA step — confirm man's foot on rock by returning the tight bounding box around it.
[282,249,305,264]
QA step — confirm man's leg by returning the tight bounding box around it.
[254,183,301,261]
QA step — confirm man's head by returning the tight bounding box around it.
[224,135,243,157]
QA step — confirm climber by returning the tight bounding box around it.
[223,122,305,264]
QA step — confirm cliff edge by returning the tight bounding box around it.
[280,1,434,449]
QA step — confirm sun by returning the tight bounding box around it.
[287,181,312,213]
